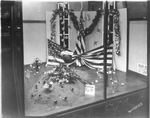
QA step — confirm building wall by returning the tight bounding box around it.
[127,2,147,19]
[127,2,147,75]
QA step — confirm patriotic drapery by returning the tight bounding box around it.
[68,44,113,69]
[46,9,113,68]
[74,9,86,55]
[47,39,113,70]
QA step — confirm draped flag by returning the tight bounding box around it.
[69,45,113,69]
[74,9,86,55]
[47,39,113,70]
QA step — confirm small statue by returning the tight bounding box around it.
[30,58,41,74]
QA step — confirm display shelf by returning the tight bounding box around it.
[24,63,147,116]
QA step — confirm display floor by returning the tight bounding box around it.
[24,63,147,116]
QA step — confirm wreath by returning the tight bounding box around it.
[50,9,103,37]
[69,9,103,37]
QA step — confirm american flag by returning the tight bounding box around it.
[47,39,113,70]
[47,39,65,65]
[74,9,86,55]
[68,44,113,69]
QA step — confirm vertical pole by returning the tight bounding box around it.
[109,3,113,44]
[147,1,150,116]
[103,1,108,100]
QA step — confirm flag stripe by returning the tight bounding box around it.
[80,37,86,53]
[74,9,86,55]
[76,42,81,53]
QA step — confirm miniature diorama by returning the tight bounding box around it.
[23,1,147,116]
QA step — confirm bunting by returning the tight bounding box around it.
[47,39,113,71]
[69,44,113,69]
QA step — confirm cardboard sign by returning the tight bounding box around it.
[85,84,95,96]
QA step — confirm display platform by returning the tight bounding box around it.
[24,63,147,116]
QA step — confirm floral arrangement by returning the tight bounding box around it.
[109,9,121,55]
[50,9,103,40]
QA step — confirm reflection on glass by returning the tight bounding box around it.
[23,1,147,116]
[24,2,104,116]
[107,69,147,98]
[1,7,11,52]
